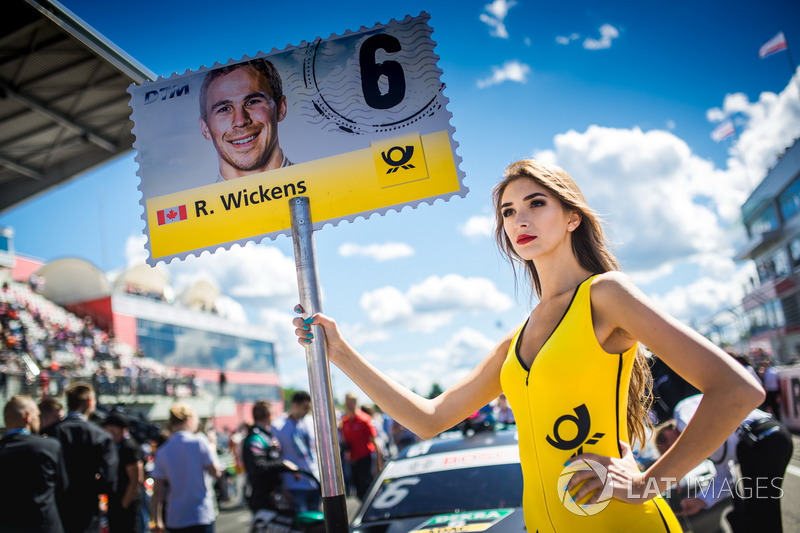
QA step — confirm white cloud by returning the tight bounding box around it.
[583,24,619,50]
[477,60,531,89]
[461,215,495,238]
[537,125,746,274]
[125,234,150,266]
[360,286,414,325]
[338,241,414,261]
[479,0,517,39]
[359,275,513,332]
[165,244,297,307]
[556,33,580,45]
[373,328,498,394]
[428,327,497,370]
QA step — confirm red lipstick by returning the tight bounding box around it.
[516,235,536,245]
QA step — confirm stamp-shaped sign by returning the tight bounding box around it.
[129,13,466,265]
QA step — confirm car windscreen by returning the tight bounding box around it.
[361,463,523,522]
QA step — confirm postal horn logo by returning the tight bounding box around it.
[546,404,604,456]
[381,145,416,173]
[557,458,614,516]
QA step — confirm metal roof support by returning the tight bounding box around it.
[0,78,117,152]
[0,153,42,180]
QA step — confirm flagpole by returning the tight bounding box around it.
[780,29,800,94]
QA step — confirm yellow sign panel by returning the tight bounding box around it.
[147,131,458,260]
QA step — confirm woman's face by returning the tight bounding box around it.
[500,177,576,261]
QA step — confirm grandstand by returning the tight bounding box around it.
[0,239,284,431]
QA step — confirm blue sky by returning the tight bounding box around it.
[2,0,800,398]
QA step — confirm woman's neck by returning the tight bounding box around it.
[535,254,593,303]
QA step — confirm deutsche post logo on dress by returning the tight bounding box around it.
[546,404,605,457]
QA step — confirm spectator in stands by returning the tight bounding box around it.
[38,396,64,436]
[51,382,118,533]
[101,412,144,533]
[339,393,383,500]
[151,403,220,533]
[0,395,68,532]
[272,391,320,512]
[243,400,298,513]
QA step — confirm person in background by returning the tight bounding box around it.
[38,396,65,436]
[51,382,117,533]
[390,419,419,454]
[493,393,515,425]
[242,400,298,514]
[101,412,144,533]
[0,395,68,532]
[761,361,782,420]
[272,391,320,513]
[339,393,384,500]
[656,394,792,532]
[151,403,220,533]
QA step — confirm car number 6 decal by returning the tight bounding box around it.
[372,477,421,509]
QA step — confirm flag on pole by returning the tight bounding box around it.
[157,205,188,225]
[759,32,788,59]
[711,119,735,142]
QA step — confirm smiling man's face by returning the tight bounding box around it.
[200,65,287,180]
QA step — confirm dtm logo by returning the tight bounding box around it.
[557,458,614,516]
[546,404,604,456]
[381,145,415,173]
[144,84,190,104]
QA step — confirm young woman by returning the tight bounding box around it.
[293,159,764,532]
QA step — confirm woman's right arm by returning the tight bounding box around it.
[293,311,513,440]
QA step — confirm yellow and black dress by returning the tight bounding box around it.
[500,276,681,532]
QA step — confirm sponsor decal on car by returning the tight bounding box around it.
[410,509,515,533]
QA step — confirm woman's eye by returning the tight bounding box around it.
[531,199,545,207]
[502,208,514,218]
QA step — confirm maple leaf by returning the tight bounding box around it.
[167,209,177,220]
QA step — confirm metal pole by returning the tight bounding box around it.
[289,196,348,532]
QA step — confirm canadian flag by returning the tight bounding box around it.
[156,205,188,226]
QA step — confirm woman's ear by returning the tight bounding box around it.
[567,211,582,232]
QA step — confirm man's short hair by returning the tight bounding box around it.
[65,382,94,412]
[199,58,284,122]
[38,397,63,419]
[654,420,678,448]
[291,391,311,405]
[252,400,271,423]
[4,395,37,428]
[168,403,195,429]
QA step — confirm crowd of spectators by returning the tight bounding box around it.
[0,280,198,401]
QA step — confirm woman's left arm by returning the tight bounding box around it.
[569,271,764,504]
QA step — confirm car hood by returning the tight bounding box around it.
[352,507,525,533]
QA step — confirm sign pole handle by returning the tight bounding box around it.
[289,196,349,532]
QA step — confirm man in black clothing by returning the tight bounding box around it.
[51,382,118,533]
[242,400,298,512]
[101,412,144,533]
[0,395,68,532]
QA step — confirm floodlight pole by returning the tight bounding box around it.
[289,196,349,532]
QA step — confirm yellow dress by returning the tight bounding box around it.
[500,276,682,532]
